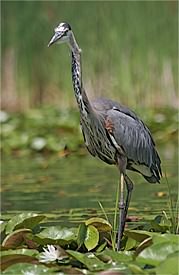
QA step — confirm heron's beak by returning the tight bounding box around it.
[48,32,64,47]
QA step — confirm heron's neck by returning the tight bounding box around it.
[68,33,93,118]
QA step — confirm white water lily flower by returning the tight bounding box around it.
[39,245,60,263]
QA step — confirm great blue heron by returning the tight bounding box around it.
[48,22,162,251]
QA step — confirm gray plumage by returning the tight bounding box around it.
[48,22,162,250]
[91,98,161,183]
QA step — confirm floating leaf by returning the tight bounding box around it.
[1,254,38,271]
[152,233,179,245]
[2,229,32,249]
[0,221,7,233]
[23,232,39,249]
[1,248,39,257]
[137,241,179,266]
[155,251,179,275]
[67,250,106,271]
[35,226,77,246]
[2,263,57,274]
[5,213,46,234]
[85,218,112,232]
[135,237,153,256]
[99,248,133,263]
[77,223,87,248]
[36,226,77,240]
[95,241,107,253]
[150,215,169,233]
[125,230,152,242]
[125,237,137,251]
[84,225,99,251]
[128,264,146,274]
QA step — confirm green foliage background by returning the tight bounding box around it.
[1,1,178,111]
[1,1,178,155]
[2,1,178,110]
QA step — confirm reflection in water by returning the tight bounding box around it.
[1,144,178,225]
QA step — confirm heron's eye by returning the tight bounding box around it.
[64,29,69,34]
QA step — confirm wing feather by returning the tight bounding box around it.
[106,108,161,180]
[92,97,161,182]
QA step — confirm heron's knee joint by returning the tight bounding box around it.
[119,202,125,210]
[128,182,133,191]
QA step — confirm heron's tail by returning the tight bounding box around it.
[143,159,162,183]
[143,174,160,183]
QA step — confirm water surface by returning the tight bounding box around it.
[1,144,178,226]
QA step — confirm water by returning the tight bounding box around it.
[1,144,178,226]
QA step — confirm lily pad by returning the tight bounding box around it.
[155,251,179,275]
[2,263,57,274]
[35,226,77,246]
[125,230,151,243]
[99,248,133,263]
[152,233,179,245]
[67,250,107,271]
[0,221,7,233]
[95,241,107,253]
[125,237,137,251]
[77,223,87,248]
[5,213,45,234]
[137,241,179,266]
[85,218,112,232]
[135,237,153,256]
[2,229,32,249]
[1,254,38,271]
[1,248,39,257]
[150,215,170,233]
[128,264,146,274]
[84,225,99,251]
[23,232,39,249]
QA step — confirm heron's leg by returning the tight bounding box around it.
[117,175,134,251]
[124,175,134,220]
[117,172,125,251]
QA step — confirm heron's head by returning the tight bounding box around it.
[48,22,72,47]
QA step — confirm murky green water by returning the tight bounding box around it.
[1,143,178,226]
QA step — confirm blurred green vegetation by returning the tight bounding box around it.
[1,106,178,155]
[1,1,178,111]
[0,108,82,155]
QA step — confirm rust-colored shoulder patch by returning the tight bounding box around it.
[105,117,114,134]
